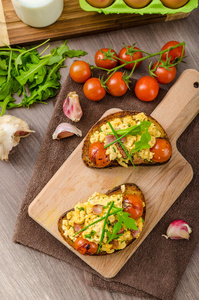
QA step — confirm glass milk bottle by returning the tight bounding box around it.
[11,0,64,28]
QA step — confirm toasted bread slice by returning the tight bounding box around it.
[58,183,146,256]
[82,110,171,168]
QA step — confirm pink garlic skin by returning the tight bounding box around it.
[63,92,83,122]
[164,220,192,240]
[52,123,82,140]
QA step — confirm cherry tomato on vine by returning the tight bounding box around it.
[74,237,98,255]
[123,194,143,220]
[152,61,176,84]
[118,46,143,69]
[150,138,172,163]
[83,78,106,101]
[161,41,185,63]
[106,72,128,97]
[95,48,118,69]
[135,76,159,102]
[70,61,91,83]
[89,142,110,167]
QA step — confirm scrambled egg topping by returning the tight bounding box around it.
[61,187,144,254]
[90,113,162,167]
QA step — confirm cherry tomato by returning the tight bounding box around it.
[160,0,189,9]
[150,138,172,162]
[70,61,91,83]
[124,0,151,8]
[118,46,143,70]
[135,76,159,102]
[161,41,185,63]
[74,237,98,255]
[152,61,176,84]
[83,78,106,101]
[95,48,118,69]
[86,0,114,8]
[123,194,143,220]
[89,142,110,167]
[106,72,128,97]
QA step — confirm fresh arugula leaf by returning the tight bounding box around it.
[113,121,151,136]
[0,70,8,76]
[16,57,50,86]
[0,80,12,100]
[117,211,137,230]
[131,129,151,153]
[105,120,151,149]
[0,58,8,70]
[65,49,88,58]
[0,94,15,116]
[0,75,6,86]
[107,218,123,243]
[0,40,87,115]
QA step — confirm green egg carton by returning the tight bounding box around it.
[79,0,198,15]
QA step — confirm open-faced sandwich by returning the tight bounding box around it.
[58,183,146,255]
[82,110,172,168]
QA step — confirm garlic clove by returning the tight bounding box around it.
[163,220,192,240]
[0,115,34,161]
[63,91,83,122]
[52,123,82,140]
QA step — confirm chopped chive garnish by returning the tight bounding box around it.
[97,201,114,254]
[73,207,123,237]
[107,122,135,168]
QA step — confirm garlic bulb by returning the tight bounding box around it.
[0,115,34,161]
[163,220,192,240]
[52,123,82,140]
[63,92,83,122]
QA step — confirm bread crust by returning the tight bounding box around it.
[58,183,146,256]
[82,110,170,168]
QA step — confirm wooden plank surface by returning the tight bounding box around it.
[0,7,199,299]
[28,70,199,278]
[0,0,191,46]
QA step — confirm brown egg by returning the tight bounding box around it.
[160,0,189,8]
[86,0,114,8]
[123,0,151,8]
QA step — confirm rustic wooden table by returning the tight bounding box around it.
[0,6,198,300]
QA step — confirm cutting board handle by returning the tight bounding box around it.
[151,69,199,142]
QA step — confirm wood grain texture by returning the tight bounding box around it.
[0,0,9,45]
[0,0,192,46]
[0,7,199,299]
[28,70,199,278]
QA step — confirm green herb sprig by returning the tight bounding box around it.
[131,129,151,154]
[0,40,87,115]
[73,202,138,254]
[104,120,151,149]
[107,122,135,168]
[97,201,114,253]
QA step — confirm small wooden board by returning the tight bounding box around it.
[28,69,199,278]
[0,0,191,47]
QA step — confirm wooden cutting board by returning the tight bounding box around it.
[28,69,199,278]
[0,0,190,47]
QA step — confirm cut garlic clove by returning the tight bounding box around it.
[163,220,192,240]
[63,91,83,122]
[0,115,34,161]
[52,123,82,140]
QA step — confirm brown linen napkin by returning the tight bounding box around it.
[13,70,199,300]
